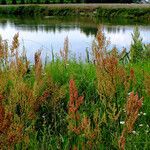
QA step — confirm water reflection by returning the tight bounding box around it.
[0,15,149,62]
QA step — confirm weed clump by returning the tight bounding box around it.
[0,28,149,149]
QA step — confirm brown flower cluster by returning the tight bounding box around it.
[0,33,29,76]
[94,32,127,99]
[93,28,128,123]
[34,50,42,80]
[119,92,144,150]
[81,110,100,149]
[11,33,19,56]
[68,79,84,134]
[10,33,19,69]
[68,80,100,149]
[125,92,143,133]
[0,94,23,149]
[92,27,139,126]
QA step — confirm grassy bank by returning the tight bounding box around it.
[0,4,150,19]
[0,28,150,149]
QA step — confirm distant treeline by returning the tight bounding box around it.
[0,0,141,5]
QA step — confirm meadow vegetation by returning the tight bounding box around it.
[0,27,150,149]
[0,0,145,5]
[0,4,150,19]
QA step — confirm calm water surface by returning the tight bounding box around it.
[0,16,149,62]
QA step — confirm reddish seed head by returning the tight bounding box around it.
[138,99,143,107]
[130,68,134,79]
[119,135,126,150]
[0,95,3,102]
[68,79,84,134]
[0,105,5,125]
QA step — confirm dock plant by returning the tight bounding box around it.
[0,27,149,149]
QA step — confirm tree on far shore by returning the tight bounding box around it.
[1,0,7,4]
[12,0,17,4]
[21,0,25,4]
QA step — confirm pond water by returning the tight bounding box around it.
[0,16,149,62]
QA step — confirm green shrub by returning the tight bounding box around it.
[130,26,144,63]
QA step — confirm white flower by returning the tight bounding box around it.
[120,121,125,125]
[139,124,143,127]
[143,113,146,116]
[145,130,149,133]
[128,92,131,96]
[122,108,126,112]
[140,112,143,115]
[132,131,136,135]
[42,115,46,119]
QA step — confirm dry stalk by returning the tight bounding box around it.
[34,50,42,80]
[60,36,69,66]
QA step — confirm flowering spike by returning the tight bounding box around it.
[68,79,84,135]
[119,92,144,150]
